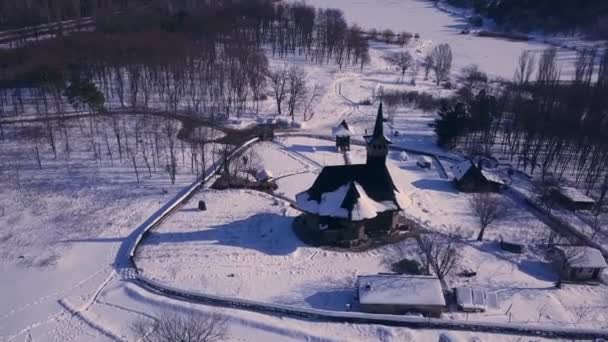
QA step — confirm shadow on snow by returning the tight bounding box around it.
[411,178,459,194]
[144,213,300,256]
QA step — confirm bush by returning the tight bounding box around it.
[392,258,423,275]
[359,98,372,105]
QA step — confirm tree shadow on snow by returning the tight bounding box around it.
[289,144,336,153]
[411,179,458,194]
[144,213,301,256]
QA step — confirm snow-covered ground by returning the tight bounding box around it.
[294,0,598,80]
[0,116,219,341]
[2,1,608,340]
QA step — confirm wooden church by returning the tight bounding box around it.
[295,104,408,246]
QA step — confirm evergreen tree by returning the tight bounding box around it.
[434,101,469,148]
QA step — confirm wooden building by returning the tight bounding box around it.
[356,274,446,317]
[450,160,504,193]
[550,246,607,282]
[295,104,408,246]
[552,187,596,211]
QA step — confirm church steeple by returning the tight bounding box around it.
[365,103,392,167]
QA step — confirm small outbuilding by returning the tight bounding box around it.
[356,274,446,317]
[332,120,354,152]
[255,168,274,183]
[455,287,499,313]
[552,187,595,211]
[450,160,504,193]
[550,246,607,282]
[417,156,433,169]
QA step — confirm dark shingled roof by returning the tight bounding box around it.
[305,164,400,211]
[339,120,350,131]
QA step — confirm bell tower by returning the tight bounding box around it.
[365,103,392,167]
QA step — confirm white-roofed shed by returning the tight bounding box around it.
[356,274,446,317]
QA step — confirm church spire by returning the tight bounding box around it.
[372,102,385,139]
[365,103,391,145]
[365,103,392,167]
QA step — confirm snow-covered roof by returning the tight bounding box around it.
[357,275,446,307]
[295,181,404,221]
[332,120,355,137]
[559,187,595,204]
[450,160,505,184]
[555,246,607,268]
[255,168,274,182]
[295,162,408,221]
[455,287,499,311]
[417,156,433,165]
[451,160,473,181]
[481,170,505,185]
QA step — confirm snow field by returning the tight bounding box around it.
[0,115,223,341]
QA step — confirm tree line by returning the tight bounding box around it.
[435,46,608,200]
[0,1,376,127]
[442,0,608,37]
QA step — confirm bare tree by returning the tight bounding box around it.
[381,29,395,44]
[469,193,508,241]
[571,305,594,325]
[423,55,433,80]
[302,84,321,121]
[286,65,308,122]
[428,43,453,85]
[460,64,488,90]
[384,51,413,83]
[22,125,45,169]
[533,178,558,212]
[131,153,140,184]
[132,310,228,342]
[514,50,536,87]
[267,64,290,115]
[416,232,460,286]
[395,31,413,46]
[587,213,606,239]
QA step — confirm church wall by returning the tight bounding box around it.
[364,211,398,235]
